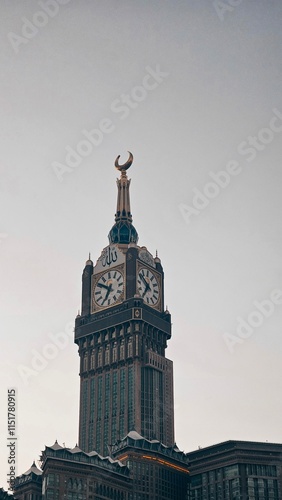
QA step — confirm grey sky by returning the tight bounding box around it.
[1,0,282,486]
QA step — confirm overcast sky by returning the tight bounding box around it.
[1,0,282,488]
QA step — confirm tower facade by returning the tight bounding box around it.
[75,154,174,456]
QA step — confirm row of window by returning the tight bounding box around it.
[192,464,240,487]
[44,477,129,499]
[190,471,280,500]
[246,463,277,477]
[82,337,137,372]
[80,324,132,350]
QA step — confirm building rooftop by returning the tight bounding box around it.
[186,439,282,474]
[40,440,129,476]
[187,439,282,458]
[21,461,42,476]
[112,431,189,464]
[14,461,42,489]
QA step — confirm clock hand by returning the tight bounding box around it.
[139,273,152,297]
[139,273,151,292]
[142,283,151,298]
[102,283,113,304]
[97,282,110,291]
[139,273,147,287]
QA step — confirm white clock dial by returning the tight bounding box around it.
[94,270,124,308]
[137,268,160,306]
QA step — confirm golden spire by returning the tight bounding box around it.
[108,152,138,245]
[114,151,133,223]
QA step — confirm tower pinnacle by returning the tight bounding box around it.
[108,152,138,245]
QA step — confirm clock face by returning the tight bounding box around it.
[94,270,124,308]
[137,268,160,306]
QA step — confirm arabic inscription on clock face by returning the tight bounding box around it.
[94,245,125,274]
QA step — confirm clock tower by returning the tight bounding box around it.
[75,153,174,456]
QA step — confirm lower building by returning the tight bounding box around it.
[41,441,131,500]
[186,440,282,500]
[13,441,131,500]
[13,462,42,500]
[0,487,15,499]
[112,431,190,500]
[13,438,282,500]
[13,433,190,500]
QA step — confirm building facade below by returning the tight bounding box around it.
[187,440,282,500]
[13,434,189,500]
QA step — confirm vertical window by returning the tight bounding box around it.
[90,349,95,369]
[97,376,103,418]
[81,380,88,451]
[98,347,102,367]
[120,340,125,359]
[112,371,118,444]
[120,369,125,437]
[135,334,139,356]
[127,337,133,358]
[96,375,103,452]
[83,353,88,372]
[89,378,95,451]
[128,366,134,430]
[105,374,110,418]
[47,474,55,486]
[105,345,110,365]
[113,342,117,362]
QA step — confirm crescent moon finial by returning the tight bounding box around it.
[115,151,133,171]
